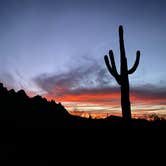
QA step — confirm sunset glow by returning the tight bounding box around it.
[0,0,166,120]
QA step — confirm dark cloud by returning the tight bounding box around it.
[131,84,166,99]
[34,63,113,97]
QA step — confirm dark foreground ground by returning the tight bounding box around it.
[0,83,165,164]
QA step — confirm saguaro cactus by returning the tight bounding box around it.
[104,25,140,119]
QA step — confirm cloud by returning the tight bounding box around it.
[34,63,113,96]
[130,85,166,105]
[131,84,166,99]
[0,72,16,89]
[34,63,166,108]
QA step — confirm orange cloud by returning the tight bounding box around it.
[43,85,166,119]
[44,89,121,107]
[44,87,166,107]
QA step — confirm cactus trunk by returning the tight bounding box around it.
[119,26,131,119]
[121,74,131,119]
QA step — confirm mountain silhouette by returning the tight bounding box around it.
[0,82,165,129]
[0,82,72,128]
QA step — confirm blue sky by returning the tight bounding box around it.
[0,0,166,117]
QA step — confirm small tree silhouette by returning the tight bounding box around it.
[104,25,140,120]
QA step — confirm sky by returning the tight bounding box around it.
[0,0,166,119]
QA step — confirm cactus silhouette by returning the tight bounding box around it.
[104,25,140,119]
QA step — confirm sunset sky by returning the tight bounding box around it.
[0,0,166,118]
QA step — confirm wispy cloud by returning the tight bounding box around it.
[0,72,16,89]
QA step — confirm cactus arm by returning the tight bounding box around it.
[128,51,140,74]
[104,55,115,76]
[108,50,120,77]
[104,54,121,85]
